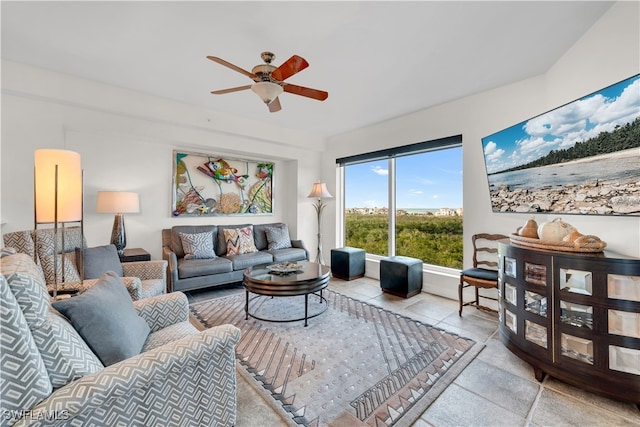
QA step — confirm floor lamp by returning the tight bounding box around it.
[308,182,333,265]
[34,149,83,300]
[96,191,140,255]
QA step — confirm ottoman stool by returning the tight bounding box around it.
[380,256,423,298]
[330,247,366,280]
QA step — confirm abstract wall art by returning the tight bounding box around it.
[172,150,273,216]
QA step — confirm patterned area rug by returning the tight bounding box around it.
[190,290,481,427]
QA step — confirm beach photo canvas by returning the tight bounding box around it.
[482,74,640,216]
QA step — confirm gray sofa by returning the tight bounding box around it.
[162,223,309,293]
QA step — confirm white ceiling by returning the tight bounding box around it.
[1,1,614,137]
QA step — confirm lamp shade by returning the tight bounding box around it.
[251,81,283,104]
[96,191,140,214]
[307,182,333,199]
[34,149,83,223]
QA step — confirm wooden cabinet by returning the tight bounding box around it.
[498,242,640,405]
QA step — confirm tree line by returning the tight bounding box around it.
[344,214,463,269]
[492,116,640,175]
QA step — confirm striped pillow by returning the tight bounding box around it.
[179,231,216,260]
[224,226,258,256]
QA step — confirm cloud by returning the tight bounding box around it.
[484,141,505,162]
[418,178,435,185]
[371,166,388,176]
[408,189,423,195]
[432,195,439,199]
[506,77,639,168]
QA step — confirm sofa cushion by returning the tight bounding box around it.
[1,253,49,328]
[251,224,270,251]
[179,231,217,260]
[177,257,233,279]
[3,230,36,259]
[40,252,81,285]
[216,224,251,257]
[268,247,308,263]
[34,226,85,257]
[52,271,150,366]
[226,251,273,270]
[171,225,217,259]
[224,226,258,256]
[31,310,104,389]
[0,275,53,413]
[264,223,292,250]
[77,244,124,279]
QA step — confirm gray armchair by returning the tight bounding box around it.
[1,251,240,427]
[3,227,166,300]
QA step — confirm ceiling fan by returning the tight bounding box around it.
[207,51,328,113]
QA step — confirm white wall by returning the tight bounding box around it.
[323,1,640,297]
[1,61,324,259]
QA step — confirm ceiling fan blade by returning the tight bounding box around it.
[210,85,252,95]
[207,56,257,80]
[283,84,328,101]
[271,55,309,81]
[268,97,282,113]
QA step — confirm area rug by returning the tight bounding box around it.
[190,290,481,427]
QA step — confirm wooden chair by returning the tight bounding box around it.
[458,233,508,316]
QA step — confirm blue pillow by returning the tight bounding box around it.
[52,271,150,366]
[264,224,292,250]
[77,245,123,279]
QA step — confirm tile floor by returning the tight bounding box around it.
[186,277,640,427]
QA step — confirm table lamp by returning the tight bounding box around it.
[96,191,140,255]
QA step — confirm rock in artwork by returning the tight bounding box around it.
[172,151,273,216]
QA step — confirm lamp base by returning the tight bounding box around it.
[110,213,126,255]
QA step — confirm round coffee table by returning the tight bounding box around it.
[243,261,330,326]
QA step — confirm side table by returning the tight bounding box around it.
[119,248,151,263]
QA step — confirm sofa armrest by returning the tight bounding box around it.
[291,239,310,260]
[122,260,167,282]
[13,325,241,427]
[133,291,190,332]
[52,277,143,300]
[162,246,179,293]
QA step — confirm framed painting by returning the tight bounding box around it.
[481,74,640,216]
[172,150,273,216]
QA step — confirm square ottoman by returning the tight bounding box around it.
[380,256,423,298]
[330,247,366,281]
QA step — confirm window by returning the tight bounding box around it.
[340,136,463,269]
[344,160,389,256]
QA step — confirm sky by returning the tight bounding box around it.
[482,74,640,174]
[344,147,462,209]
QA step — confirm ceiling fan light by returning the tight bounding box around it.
[251,81,283,104]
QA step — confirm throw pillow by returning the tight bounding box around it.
[76,244,124,279]
[224,226,258,256]
[40,253,81,285]
[52,271,150,366]
[0,247,17,257]
[264,224,292,250]
[179,231,216,260]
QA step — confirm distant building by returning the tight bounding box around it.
[347,207,462,216]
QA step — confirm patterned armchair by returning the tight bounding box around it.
[1,250,240,426]
[3,227,166,300]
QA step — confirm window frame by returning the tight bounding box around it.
[338,135,463,267]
